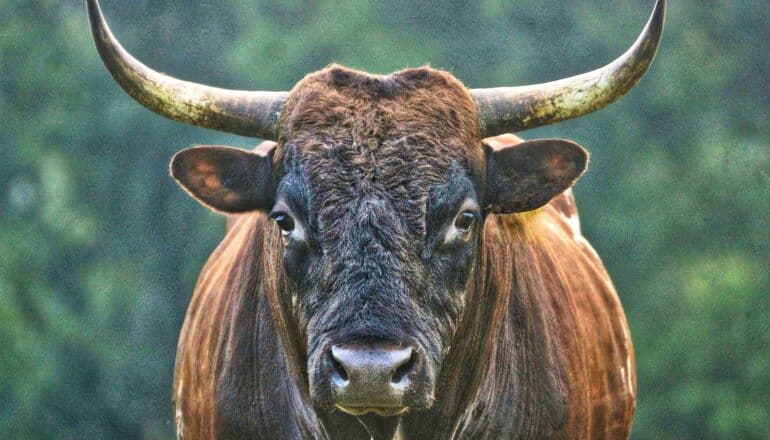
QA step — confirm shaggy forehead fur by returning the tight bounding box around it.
[274,65,484,240]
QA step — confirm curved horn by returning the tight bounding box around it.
[87,0,287,139]
[471,0,665,136]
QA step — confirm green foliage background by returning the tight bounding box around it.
[1,0,767,438]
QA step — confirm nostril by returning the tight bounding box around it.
[390,348,417,385]
[329,349,348,382]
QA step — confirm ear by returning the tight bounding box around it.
[484,138,588,214]
[170,143,276,213]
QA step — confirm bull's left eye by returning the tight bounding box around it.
[270,201,306,244]
[455,211,476,231]
[272,212,295,236]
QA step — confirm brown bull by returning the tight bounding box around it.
[87,0,665,438]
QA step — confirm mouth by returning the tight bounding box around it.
[335,404,409,417]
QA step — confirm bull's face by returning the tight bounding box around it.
[169,66,588,416]
[88,0,663,420]
[274,146,480,416]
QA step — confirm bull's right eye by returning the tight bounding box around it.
[272,212,295,235]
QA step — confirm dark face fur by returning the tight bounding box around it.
[270,67,486,414]
[275,142,481,413]
[170,64,587,418]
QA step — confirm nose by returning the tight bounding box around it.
[329,344,419,413]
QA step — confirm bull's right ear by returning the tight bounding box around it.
[170,143,276,213]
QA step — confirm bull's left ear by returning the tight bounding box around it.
[170,143,275,213]
[484,138,588,214]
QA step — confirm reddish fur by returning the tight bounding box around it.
[276,64,484,175]
[173,66,635,439]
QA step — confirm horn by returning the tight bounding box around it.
[471,0,665,136]
[86,0,287,139]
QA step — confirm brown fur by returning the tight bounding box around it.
[173,66,635,439]
[276,64,484,178]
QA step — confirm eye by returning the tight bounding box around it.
[454,211,476,231]
[271,212,295,236]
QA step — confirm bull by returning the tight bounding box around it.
[87,0,665,438]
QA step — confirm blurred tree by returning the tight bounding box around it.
[0,0,767,438]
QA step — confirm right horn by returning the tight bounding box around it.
[87,0,287,140]
[471,0,666,136]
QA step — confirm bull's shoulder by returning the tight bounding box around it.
[489,188,635,439]
[542,189,582,239]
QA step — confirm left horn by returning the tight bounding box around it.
[471,0,666,136]
[87,0,287,139]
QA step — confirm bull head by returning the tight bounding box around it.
[88,0,664,428]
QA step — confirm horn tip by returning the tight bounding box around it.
[85,0,101,22]
[650,0,666,33]
[86,0,110,45]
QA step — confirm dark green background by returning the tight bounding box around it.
[2,0,767,438]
